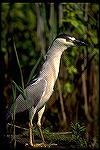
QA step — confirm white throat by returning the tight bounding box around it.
[49,51,62,81]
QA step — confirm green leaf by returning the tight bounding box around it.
[64,82,74,93]
[27,53,43,84]
[68,66,77,75]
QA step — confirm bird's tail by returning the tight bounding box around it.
[6,105,13,121]
[6,109,11,121]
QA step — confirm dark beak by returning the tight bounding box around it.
[74,39,87,46]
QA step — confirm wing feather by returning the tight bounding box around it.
[9,78,47,115]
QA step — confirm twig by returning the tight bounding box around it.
[57,79,67,126]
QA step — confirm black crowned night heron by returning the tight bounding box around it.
[8,33,86,147]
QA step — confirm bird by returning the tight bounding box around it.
[7,33,86,147]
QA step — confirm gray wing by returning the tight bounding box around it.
[10,78,47,115]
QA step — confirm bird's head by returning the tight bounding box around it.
[52,33,87,52]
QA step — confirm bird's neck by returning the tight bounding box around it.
[40,49,63,82]
[48,52,62,80]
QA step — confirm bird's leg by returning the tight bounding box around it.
[28,107,35,146]
[29,120,34,146]
[37,105,46,144]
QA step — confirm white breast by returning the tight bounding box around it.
[39,51,62,102]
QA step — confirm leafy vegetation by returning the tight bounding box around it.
[71,122,88,148]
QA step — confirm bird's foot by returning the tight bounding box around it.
[25,142,48,148]
[34,142,48,148]
[35,142,58,148]
[25,142,58,148]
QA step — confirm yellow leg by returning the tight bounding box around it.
[29,120,34,146]
[37,105,45,143]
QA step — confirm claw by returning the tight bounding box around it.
[25,142,48,148]
[34,143,48,147]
